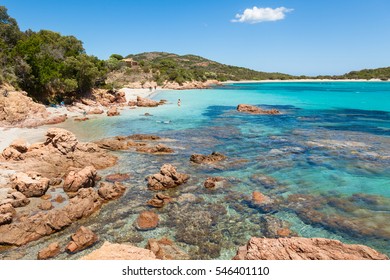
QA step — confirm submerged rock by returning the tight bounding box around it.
[233,237,389,260]
[105,173,130,182]
[190,152,226,164]
[146,237,190,260]
[66,226,98,254]
[203,177,225,189]
[37,242,61,260]
[134,211,159,231]
[136,144,174,154]
[81,241,157,260]
[259,215,295,238]
[147,164,189,191]
[237,104,280,115]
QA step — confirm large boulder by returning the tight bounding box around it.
[147,164,190,191]
[2,138,30,160]
[136,96,159,107]
[134,211,159,231]
[81,241,157,260]
[98,182,126,200]
[233,237,389,260]
[66,226,99,253]
[37,242,61,260]
[10,172,49,198]
[146,237,190,260]
[237,104,280,115]
[190,152,226,164]
[63,166,97,192]
[0,203,15,226]
[107,106,120,116]
[45,128,78,155]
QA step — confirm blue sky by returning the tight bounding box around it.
[2,0,390,75]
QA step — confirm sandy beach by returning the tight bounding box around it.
[222,78,385,84]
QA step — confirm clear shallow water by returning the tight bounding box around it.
[2,82,390,260]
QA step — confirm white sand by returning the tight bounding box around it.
[222,78,384,84]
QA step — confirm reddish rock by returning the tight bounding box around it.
[204,177,225,189]
[147,164,190,191]
[252,191,272,204]
[45,128,78,155]
[81,241,156,260]
[10,138,29,153]
[105,173,130,182]
[146,237,190,260]
[147,193,172,208]
[190,152,226,164]
[54,194,65,203]
[10,172,50,198]
[0,188,102,246]
[98,182,126,200]
[107,106,120,116]
[74,117,89,122]
[233,237,389,260]
[37,242,61,260]
[135,211,159,231]
[2,146,23,160]
[63,166,97,192]
[237,104,280,115]
[94,137,130,151]
[66,226,98,253]
[136,96,159,107]
[0,212,13,226]
[41,194,52,200]
[48,178,62,186]
[136,144,174,154]
[87,108,104,115]
[259,215,295,238]
[127,134,161,141]
[5,191,30,208]
[38,201,53,211]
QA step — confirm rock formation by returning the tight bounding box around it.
[136,144,174,154]
[105,173,130,182]
[146,237,190,260]
[81,241,157,260]
[10,172,49,198]
[147,193,172,208]
[107,106,120,116]
[63,166,97,192]
[147,164,189,191]
[190,152,226,164]
[233,237,389,260]
[204,177,225,189]
[37,242,61,260]
[98,182,126,200]
[237,104,280,115]
[134,211,159,231]
[66,226,99,253]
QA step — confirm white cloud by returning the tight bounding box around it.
[232,6,293,24]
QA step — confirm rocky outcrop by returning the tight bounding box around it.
[87,108,104,115]
[136,144,174,154]
[146,237,190,260]
[0,188,103,246]
[105,173,130,182]
[237,104,280,115]
[1,128,117,178]
[37,242,61,260]
[190,152,227,164]
[2,191,30,208]
[134,211,159,231]
[134,96,159,107]
[98,182,126,200]
[107,106,120,116]
[10,172,49,198]
[147,193,172,208]
[66,226,99,253]
[0,88,67,127]
[0,203,15,226]
[81,241,157,260]
[1,139,29,161]
[63,166,97,192]
[127,134,161,141]
[147,164,190,191]
[233,237,389,260]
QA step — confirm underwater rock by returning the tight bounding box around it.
[63,166,97,193]
[147,193,172,208]
[127,134,161,141]
[37,242,61,260]
[203,177,225,189]
[250,174,278,189]
[66,226,98,254]
[259,215,295,238]
[81,241,157,260]
[134,211,159,231]
[233,237,389,260]
[37,201,53,211]
[98,182,126,201]
[190,152,227,164]
[105,173,131,182]
[136,144,174,154]
[10,172,49,198]
[147,164,189,191]
[237,104,280,115]
[146,237,190,260]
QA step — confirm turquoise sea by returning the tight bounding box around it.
[2,82,390,259]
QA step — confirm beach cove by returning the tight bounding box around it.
[1,81,390,260]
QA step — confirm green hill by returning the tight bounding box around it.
[122,52,295,85]
[340,67,390,80]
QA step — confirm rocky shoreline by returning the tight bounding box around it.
[1,83,389,260]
